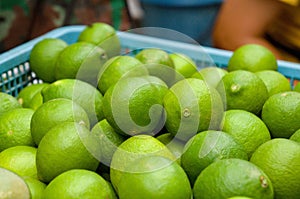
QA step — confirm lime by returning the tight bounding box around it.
[193,66,228,88]
[135,48,176,86]
[42,169,117,199]
[55,41,108,86]
[23,177,46,199]
[36,122,99,183]
[193,158,274,199]
[169,52,198,78]
[118,156,192,199]
[163,78,224,141]
[97,55,148,94]
[220,109,271,158]
[255,70,291,97]
[290,128,300,142]
[261,91,300,138]
[17,83,49,108]
[227,197,254,199]
[0,146,37,178]
[78,22,121,58]
[103,76,168,136]
[216,70,268,114]
[250,138,300,199]
[228,44,278,72]
[135,48,174,68]
[29,38,67,82]
[0,108,35,151]
[0,167,30,199]
[91,119,126,165]
[0,92,21,117]
[41,79,104,126]
[110,134,176,193]
[30,98,90,145]
[181,130,248,185]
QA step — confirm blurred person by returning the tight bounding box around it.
[212,0,300,62]
[0,0,131,53]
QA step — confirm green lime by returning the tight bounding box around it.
[193,158,274,199]
[135,48,176,86]
[36,122,99,183]
[261,91,300,138]
[216,70,268,114]
[41,79,104,126]
[78,22,121,58]
[118,156,192,199]
[220,109,271,158]
[97,55,148,94]
[0,108,35,151]
[91,119,126,165]
[163,78,224,141]
[23,177,46,199]
[42,169,117,199]
[55,41,108,86]
[181,130,248,185]
[29,38,67,82]
[0,146,37,178]
[169,52,198,78]
[250,138,300,199]
[103,76,168,136]
[0,167,30,199]
[255,70,291,97]
[193,66,228,88]
[110,134,176,193]
[228,44,278,72]
[30,98,90,145]
[17,83,49,108]
[0,92,21,117]
[290,128,300,142]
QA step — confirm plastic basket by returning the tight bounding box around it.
[1,25,300,96]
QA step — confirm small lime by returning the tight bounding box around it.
[255,70,291,97]
[228,44,278,72]
[261,91,300,138]
[0,108,35,151]
[193,158,274,199]
[97,55,148,94]
[30,98,90,145]
[181,130,248,185]
[55,41,107,86]
[29,38,67,82]
[118,156,192,199]
[250,138,300,199]
[78,22,121,58]
[0,146,37,178]
[42,169,117,199]
[163,78,224,141]
[36,122,99,183]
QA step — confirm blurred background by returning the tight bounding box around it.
[0,0,223,53]
[0,0,299,62]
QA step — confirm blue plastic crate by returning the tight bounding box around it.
[0,25,300,96]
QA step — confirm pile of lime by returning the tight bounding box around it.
[0,22,299,199]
